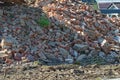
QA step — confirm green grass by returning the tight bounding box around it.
[93,3,98,10]
[95,77,102,80]
[73,61,80,65]
[37,15,50,27]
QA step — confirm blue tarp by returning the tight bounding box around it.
[100,9,120,14]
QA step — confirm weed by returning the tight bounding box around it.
[95,77,102,80]
[73,61,80,65]
[92,3,98,10]
[37,15,50,27]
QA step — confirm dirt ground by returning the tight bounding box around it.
[0,63,120,80]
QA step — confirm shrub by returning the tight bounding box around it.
[37,15,50,27]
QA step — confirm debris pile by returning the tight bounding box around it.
[0,0,120,65]
[0,0,26,4]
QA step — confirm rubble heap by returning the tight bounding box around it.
[0,0,26,4]
[0,0,120,65]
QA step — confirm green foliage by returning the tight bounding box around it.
[90,57,106,65]
[95,77,102,80]
[80,51,86,54]
[93,3,98,10]
[73,61,80,65]
[37,15,50,27]
[33,61,40,66]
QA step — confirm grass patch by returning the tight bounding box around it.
[37,15,50,27]
[95,77,102,80]
[93,3,98,10]
[74,61,80,65]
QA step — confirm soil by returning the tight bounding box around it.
[0,63,120,80]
